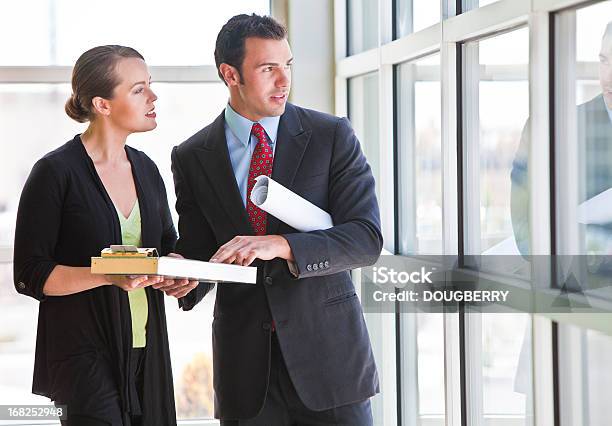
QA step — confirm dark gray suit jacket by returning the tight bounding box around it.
[511,94,612,255]
[171,103,383,420]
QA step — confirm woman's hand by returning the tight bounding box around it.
[152,253,199,298]
[105,274,164,291]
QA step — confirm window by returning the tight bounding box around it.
[467,313,534,425]
[0,0,269,65]
[397,54,442,255]
[461,27,534,426]
[554,1,612,257]
[462,0,504,13]
[395,0,441,38]
[558,321,612,426]
[462,28,530,264]
[553,1,612,307]
[348,72,381,200]
[347,0,379,55]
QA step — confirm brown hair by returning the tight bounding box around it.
[65,45,144,123]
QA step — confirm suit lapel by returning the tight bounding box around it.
[267,104,312,236]
[195,112,254,236]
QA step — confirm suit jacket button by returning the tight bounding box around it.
[17,281,26,289]
[318,262,324,269]
[306,264,313,271]
[262,323,271,330]
[265,276,273,286]
[324,260,329,268]
[313,263,318,270]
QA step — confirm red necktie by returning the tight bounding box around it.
[246,123,274,235]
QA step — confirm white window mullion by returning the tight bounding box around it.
[528,11,555,426]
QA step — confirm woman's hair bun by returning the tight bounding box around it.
[65,93,90,123]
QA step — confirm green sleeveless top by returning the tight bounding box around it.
[115,201,148,348]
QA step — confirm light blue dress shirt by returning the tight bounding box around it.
[224,103,281,207]
[605,98,612,124]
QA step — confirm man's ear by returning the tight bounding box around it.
[91,96,112,117]
[219,63,242,86]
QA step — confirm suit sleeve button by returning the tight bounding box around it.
[324,261,329,268]
[262,323,271,330]
[313,263,318,270]
[306,264,313,271]
[17,282,26,289]
[318,262,324,269]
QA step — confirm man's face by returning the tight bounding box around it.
[599,34,612,109]
[230,37,292,121]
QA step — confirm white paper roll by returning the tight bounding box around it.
[250,176,333,232]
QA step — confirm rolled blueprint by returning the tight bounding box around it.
[250,175,333,232]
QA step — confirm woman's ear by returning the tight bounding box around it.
[91,96,112,117]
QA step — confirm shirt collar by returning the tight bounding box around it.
[605,97,612,124]
[224,102,280,147]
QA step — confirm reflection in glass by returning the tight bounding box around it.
[396,0,441,38]
[555,2,612,257]
[347,0,379,55]
[559,321,612,426]
[349,73,380,199]
[0,0,269,65]
[397,54,442,255]
[463,28,530,262]
[0,82,228,419]
[481,314,533,425]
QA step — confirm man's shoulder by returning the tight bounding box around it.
[289,103,346,130]
[175,110,225,155]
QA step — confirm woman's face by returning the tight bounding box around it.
[107,57,158,133]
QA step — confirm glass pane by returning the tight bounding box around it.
[462,0,502,13]
[397,54,442,255]
[347,0,379,55]
[554,1,612,257]
[0,82,228,420]
[396,0,441,38]
[400,313,446,425]
[0,0,269,65]
[481,313,533,425]
[347,72,388,426]
[348,72,381,200]
[553,2,612,303]
[463,28,530,264]
[417,314,445,421]
[558,320,612,426]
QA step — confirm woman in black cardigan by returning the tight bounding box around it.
[13,45,197,426]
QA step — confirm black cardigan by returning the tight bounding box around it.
[13,135,177,425]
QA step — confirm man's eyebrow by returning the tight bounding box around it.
[257,58,294,67]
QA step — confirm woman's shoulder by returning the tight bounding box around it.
[31,136,83,177]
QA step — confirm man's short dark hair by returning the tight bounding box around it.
[214,14,287,85]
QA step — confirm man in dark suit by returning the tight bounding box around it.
[170,14,382,425]
[511,22,612,256]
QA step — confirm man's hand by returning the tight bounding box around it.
[210,235,294,266]
[153,253,199,298]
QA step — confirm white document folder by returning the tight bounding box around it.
[91,256,257,284]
